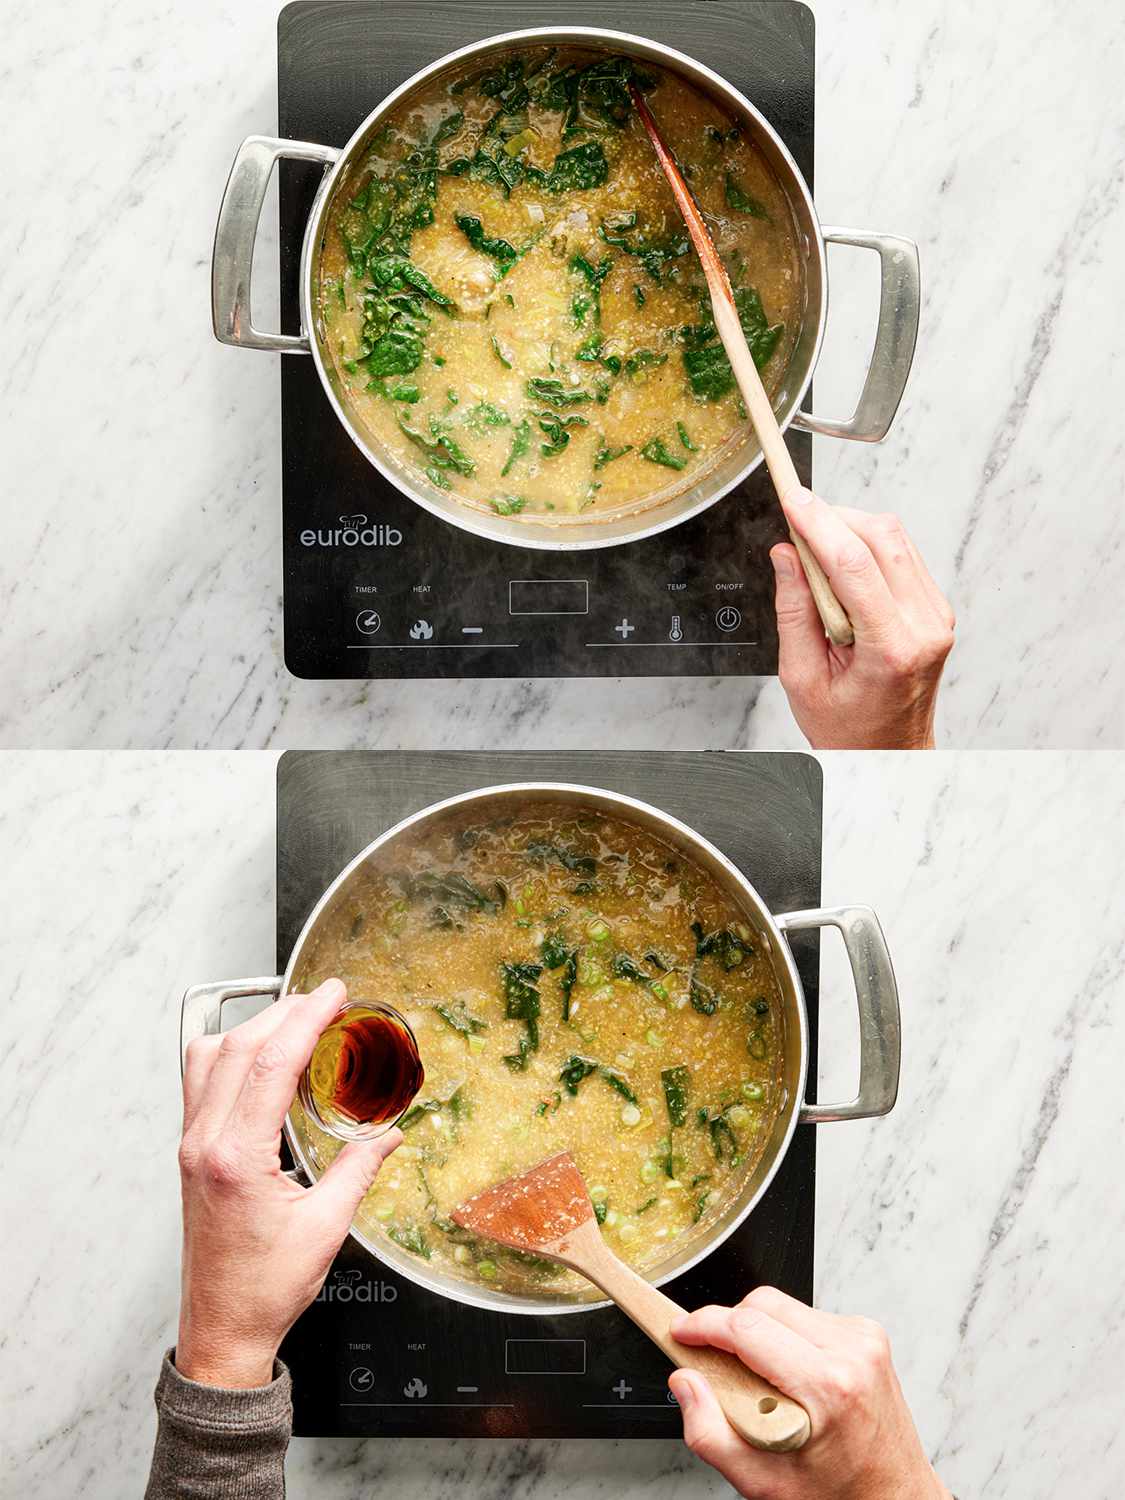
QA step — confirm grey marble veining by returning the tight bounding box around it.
[2,1,1123,747]
[1,750,1122,1496]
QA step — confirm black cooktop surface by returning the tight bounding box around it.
[278,0,814,680]
[276,750,821,1437]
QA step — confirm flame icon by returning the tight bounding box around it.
[403,1376,428,1399]
[409,619,434,641]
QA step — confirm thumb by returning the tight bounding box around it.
[670,1369,771,1489]
[771,544,829,690]
[307,1127,403,1233]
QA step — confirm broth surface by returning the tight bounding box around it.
[291,801,784,1299]
[317,48,801,522]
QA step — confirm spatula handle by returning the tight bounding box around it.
[579,1230,811,1452]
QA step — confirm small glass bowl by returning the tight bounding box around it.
[297,998,423,1142]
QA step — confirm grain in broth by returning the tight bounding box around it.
[291,803,784,1299]
[317,49,801,522]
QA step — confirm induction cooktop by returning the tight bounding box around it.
[277,0,814,679]
[276,750,821,1437]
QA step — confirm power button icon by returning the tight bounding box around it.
[715,606,742,632]
[355,609,382,636]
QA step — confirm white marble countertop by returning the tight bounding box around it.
[2,750,1121,1497]
[2,0,1123,749]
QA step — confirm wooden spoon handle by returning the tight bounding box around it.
[711,297,854,647]
[577,1229,811,1452]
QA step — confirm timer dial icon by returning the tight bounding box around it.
[355,609,381,636]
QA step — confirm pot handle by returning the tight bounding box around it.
[790,229,921,443]
[775,906,900,1123]
[179,976,282,1074]
[212,135,340,353]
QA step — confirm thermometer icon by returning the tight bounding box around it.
[669,616,683,642]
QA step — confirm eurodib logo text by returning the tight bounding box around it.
[299,512,404,548]
[315,1267,398,1304]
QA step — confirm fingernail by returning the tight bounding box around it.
[671,1376,693,1410]
[771,547,795,579]
[312,978,346,1004]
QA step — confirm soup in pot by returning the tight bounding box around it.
[290,801,785,1299]
[316,47,801,522]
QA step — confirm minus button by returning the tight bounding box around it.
[461,627,483,635]
[457,1385,479,1393]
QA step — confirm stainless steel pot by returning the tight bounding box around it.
[181,783,901,1314]
[212,26,921,551]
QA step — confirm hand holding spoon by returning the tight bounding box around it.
[629,84,854,647]
[452,1150,811,1453]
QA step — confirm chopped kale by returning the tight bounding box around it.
[463,400,510,434]
[404,869,505,926]
[593,1199,608,1225]
[400,1084,465,1131]
[502,960,542,1052]
[430,110,465,146]
[689,971,720,1015]
[535,140,609,193]
[599,211,690,283]
[559,1054,637,1104]
[624,349,667,379]
[501,417,532,476]
[524,841,596,874]
[677,421,698,451]
[502,1036,534,1071]
[490,335,513,368]
[601,1068,638,1104]
[692,921,754,971]
[538,410,588,457]
[541,930,579,1021]
[594,442,633,470]
[387,1223,431,1258]
[399,416,476,477]
[661,1064,690,1127]
[560,1054,598,1094]
[434,1001,488,1037]
[724,171,770,219]
[526,377,592,407]
[490,493,527,515]
[640,437,688,471]
[570,253,613,331]
[455,213,519,274]
[706,1110,738,1162]
[612,952,658,989]
[682,285,783,400]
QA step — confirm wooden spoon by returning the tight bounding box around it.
[629,84,854,647]
[452,1150,811,1452]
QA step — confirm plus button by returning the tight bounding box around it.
[612,1378,633,1400]
[614,618,635,638]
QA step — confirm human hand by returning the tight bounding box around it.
[176,979,401,1387]
[771,490,955,749]
[669,1288,951,1500]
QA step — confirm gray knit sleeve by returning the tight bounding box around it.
[144,1349,292,1500]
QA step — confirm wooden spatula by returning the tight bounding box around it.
[452,1151,811,1452]
[629,84,854,648]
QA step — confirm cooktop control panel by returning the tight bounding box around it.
[276,749,821,1438]
[278,0,814,680]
